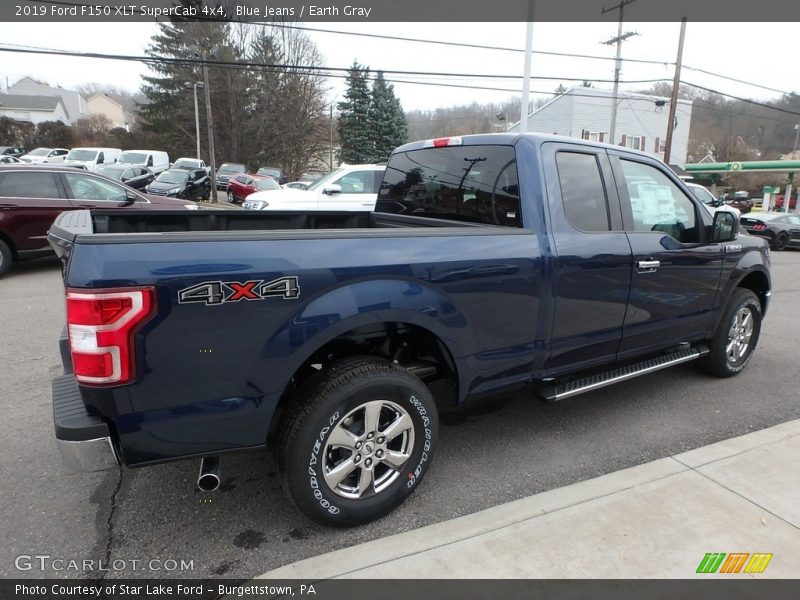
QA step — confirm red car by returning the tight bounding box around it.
[0,165,197,277]
[225,173,281,204]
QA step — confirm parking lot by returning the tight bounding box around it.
[1,250,799,580]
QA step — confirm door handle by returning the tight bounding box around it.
[637,259,660,272]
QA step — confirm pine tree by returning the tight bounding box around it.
[338,62,373,164]
[368,72,407,162]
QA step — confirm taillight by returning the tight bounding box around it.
[66,287,156,386]
[424,136,463,148]
[752,223,767,231]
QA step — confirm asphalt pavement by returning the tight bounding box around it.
[1,251,799,579]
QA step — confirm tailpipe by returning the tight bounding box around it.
[197,456,221,492]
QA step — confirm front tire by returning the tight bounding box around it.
[279,357,438,527]
[0,238,11,277]
[702,288,762,377]
[227,191,236,204]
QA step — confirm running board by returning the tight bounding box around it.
[537,345,709,402]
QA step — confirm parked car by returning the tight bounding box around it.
[117,150,170,175]
[0,146,25,158]
[0,165,197,277]
[146,168,211,200]
[216,162,246,190]
[740,212,800,250]
[256,166,288,185]
[63,147,122,172]
[46,133,769,526]
[173,157,209,173]
[244,164,385,211]
[0,156,22,164]
[19,147,69,164]
[96,165,155,190]
[226,173,281,204]
[686,183,740,216]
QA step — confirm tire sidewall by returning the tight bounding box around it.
[0,239,11,277]
[775,233,788,250]
[292,374,437,526]
[717,292,761,375]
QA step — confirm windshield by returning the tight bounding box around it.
[119,152,147,163]
[257,167,281,178]
[219,163,245,174]
[67,149,98,161]
[174,159,199,168]
[254,178,281,191]
[307,168,346,191]
[96,167,125,181]
[689,186,716,205]
[155,170,187,185]
[29,148,50,156]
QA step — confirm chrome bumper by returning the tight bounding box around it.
[56,437,119,473]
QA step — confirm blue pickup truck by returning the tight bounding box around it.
[48,133,771,526]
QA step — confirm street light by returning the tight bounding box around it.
[184,81,204,160]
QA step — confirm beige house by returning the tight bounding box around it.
[86,93,135,130]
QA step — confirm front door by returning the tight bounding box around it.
[320,170,380,211]
[610,153,725,358]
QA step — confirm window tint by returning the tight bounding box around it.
[0,172,60,198]
[555,152,610,232]
[64,173,127,202]
[620,160,699,244]
[380,145,521,227]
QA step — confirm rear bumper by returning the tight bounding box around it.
[52,374,119,472]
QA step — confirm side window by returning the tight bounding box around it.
[64,173,127,202]
[555,152,611,232]
[620,159,699,244]
[337,171,372,194]
[787,215,800,225]
[147,156,153,167]
[0,172,61,199]
[97,152,105,164]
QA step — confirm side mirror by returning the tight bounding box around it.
[323,184,342,195]
[123,191,137,206]
[712,210,738,243]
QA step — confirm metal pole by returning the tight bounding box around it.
[520,1,535,134]
[193,83,201,160]
[329,104,334,171]
[201,55,218,203]
[663,18,686,165]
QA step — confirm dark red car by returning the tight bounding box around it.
[225,173,281,204]
[0,165,198,277]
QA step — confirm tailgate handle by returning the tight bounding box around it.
[637,260,660,272]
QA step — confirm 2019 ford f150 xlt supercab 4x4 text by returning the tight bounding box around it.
[48,133,770,526]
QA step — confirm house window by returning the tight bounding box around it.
[657,138,667,153]
[589,132,607,143]
[624,135,643,150]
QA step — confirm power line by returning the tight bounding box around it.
[681,65,794,97]
[682,81,800,117]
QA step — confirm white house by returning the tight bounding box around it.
[508,87,693,164]
[86,93,135,130]
[7,76,89,124]
[0,94,70,125]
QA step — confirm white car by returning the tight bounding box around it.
[173,157,209,174]
[243,164,385,211]
[686,182,740,217]
[19,147,69,163]
[117,150,170,175]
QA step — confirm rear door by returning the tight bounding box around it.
[610,152,725,358]
[0,170,72,253]
[541,142,633,374]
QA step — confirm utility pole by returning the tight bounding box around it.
[520,0,535,133]
[663,18,687,165]
[184,81,204,160]
[200,49,218,203]
[329,104,334,171]
[602,0,637,146]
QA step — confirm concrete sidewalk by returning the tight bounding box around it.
[260,419,800,578]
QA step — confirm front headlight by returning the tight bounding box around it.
[184,204,200,210]
[169,187,182,194]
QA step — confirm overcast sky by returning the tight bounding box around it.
[0,21,798,114]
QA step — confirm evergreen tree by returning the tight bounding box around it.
[338,62,373,164]
[368,72,407,162]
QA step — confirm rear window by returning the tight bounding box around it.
[379,145,521,227]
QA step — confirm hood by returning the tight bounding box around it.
[148,179,185,191]
[143,193,193,206]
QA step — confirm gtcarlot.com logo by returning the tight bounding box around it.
[15,554,195,572]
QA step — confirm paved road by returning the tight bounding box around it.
[1,251,799,579]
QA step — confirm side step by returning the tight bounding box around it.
[537,345,709,402]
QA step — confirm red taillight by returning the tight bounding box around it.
[424,136,463,148]
[66,287,156,386]
[753,223,767,231]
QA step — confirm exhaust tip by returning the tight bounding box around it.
[197,456,221,492]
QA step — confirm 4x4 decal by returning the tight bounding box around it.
[178,277,300,306]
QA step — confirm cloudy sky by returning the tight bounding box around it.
[0,21,797,113]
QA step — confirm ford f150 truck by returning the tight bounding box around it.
[48,133,771,526]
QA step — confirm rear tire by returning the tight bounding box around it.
[0,239,11,277]
[701,288,762,378]
[771,233,788,251]
[279,357,438,527]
